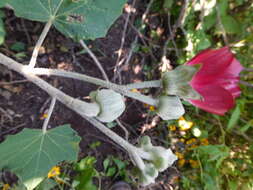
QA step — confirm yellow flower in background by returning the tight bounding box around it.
[168,125,176,131]
[149,106,155,111]
[130,88,139,93]
[47,166,61,178]
[2,184,10,190]
[186,138,197,145]
[178,159,186,167]
[40,113,48,120]
[200,138,209,146]
[175,152,184,159]
[179,138,185,143]
[189,160,199,168]
[178,116,193,131]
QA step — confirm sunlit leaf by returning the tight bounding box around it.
[0,124,81,190]
[227,104,241,131]
[8,0,126,40]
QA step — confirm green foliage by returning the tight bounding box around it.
[10,42,26,52]
[103,156,128,180]
[0,124,81,190]
[73,156,98,190]
[0,10,6,45]
[227,103,241,131]
[8,0,127,40]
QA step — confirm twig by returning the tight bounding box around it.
[114,0,137,83]
[42,97,56,134]
[79,40,109,81]
[243,68,253,72]
[0,79,28,85]
[240,80,253,88]
[163,0,189,59]
[216,6,229,45]
[29,19,53,68]
[21,19,32,44]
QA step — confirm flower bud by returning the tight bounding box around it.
[139,136,177,172]
[91,89,125,122]
[156,95,185,120]
[161,65,201,100]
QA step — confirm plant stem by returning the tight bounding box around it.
[125,80,161,89]
[79,40,109,81]
[30,68,158,106]
[0,53,100,117]
[82,116,146,170]
[42,97,56,134]
[29,19,53,68]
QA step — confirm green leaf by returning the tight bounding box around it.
[163,0,173,10]
[74,156,97,190]
[0,0,8,7]
[0,124,81,190]
[197,145,229,168]
[221,15,241,34]
[36,179,57,190]
[10,42,26,52]
[227,104,241,131]
[217,0,228,16]
[239,120,253,133]
[203,10,217,31]
[0,10,5,45]
[8,0,126,40]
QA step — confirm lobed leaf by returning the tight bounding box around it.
[0,124,81,190]
[8,0,127,40]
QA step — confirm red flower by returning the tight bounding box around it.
[186,47,243,115]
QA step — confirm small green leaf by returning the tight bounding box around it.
[239,120,253,133]
[163,0,173,10]
[74,156,97,190]
[9,0,127,40]
[221,15,241,34]
[217,0,228,16]
[0,124,81,190]
[203,10,217,31]
[10,42,26,52]
[227,104,241,131]
[0,10,6,45]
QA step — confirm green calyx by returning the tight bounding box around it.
[156,95,185,120]
[90,89,125,123]
[161,65,201,100]
[136,136,177,185]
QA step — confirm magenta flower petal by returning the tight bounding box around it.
[186,47,243,115]
[189,85,234,115]
[188,47,234,85]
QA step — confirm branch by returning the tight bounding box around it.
[29,19,53,68]
[42,97,56,134]
[29,68,159,106]
[0,53,100,117]
[79,40,109,81]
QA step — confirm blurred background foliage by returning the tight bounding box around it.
[152,0,253,189]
